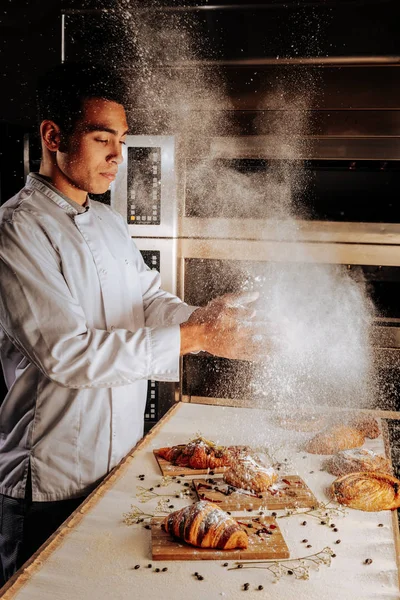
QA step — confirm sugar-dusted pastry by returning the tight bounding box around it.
[223,453,278,493]
[331,471,400,511]
[163,501,248,549]
[349,414,380,439]
[155,437,238,470]
[324,449,391,477]
[305,425,365,455]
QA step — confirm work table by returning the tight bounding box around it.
[1,402,399,600]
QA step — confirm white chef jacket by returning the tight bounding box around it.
[0,173,194,501]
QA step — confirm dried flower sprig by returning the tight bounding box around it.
[229,547,335,582]
[136,484,193,503]
[278,502,347,526]
[123,499,173,525]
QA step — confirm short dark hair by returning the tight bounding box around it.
[36,62,129,135]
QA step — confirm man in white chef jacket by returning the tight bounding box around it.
[0,63,265,584]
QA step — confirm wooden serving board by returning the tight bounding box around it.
[151,515,290,561]
[193,475,318,511]
[153,450,231,477]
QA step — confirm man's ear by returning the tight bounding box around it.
[40,120,62,152]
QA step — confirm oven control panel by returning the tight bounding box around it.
[140,249,161,423]
[127,147,161,225]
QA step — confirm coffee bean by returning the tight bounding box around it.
[306,544,312,548]
[155,568,160,573]
[168,505,174,509]
[287,570,294,575]
[223,563,228,567]
[301,539,308,543]
[237,564,243,569]
[378,523,384,527]
[333,528,338,532]
[332,554,336,558]
[144,525,151,530]
[194,572,198,576]
[301,521,307,526]
[147,564,152,568]
[364,558,373,565]
[258,585,264,590]
[335,540,341,544]
[134,565,140,570]
[162,567,168,572]
[271,512,277,517]
[320,521,326,525]
[197,575,204,581]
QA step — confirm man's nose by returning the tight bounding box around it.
[108,142,124,165]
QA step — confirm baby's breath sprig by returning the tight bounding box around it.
[229,547,335,582]
[279,502,347,526]
[136,483,192,503]
[123,498,173,526]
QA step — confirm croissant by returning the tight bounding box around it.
[156,437,234,470]
[163,501,248,549]
[324,449,391,477]
[305,425,365,455]
[331,471,400,511]
[223,453,278,493]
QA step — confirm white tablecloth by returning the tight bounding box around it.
[2,403,400,600]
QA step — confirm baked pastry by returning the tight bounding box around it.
[163,501,248,549]
[156,437,234,470]
[305,425,365,455]
[348,414,380,439]
[223,453,278,493]
[324,449,391,477]
[331,471,400,511]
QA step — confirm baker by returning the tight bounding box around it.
[0,62,268,584]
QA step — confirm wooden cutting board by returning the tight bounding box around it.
[193,475,318,510]
[151,515,290,560]
[153,450,231,477]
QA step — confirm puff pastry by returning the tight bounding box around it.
[348,414,380,439]
[305,425,365,455]
[156,437,234,470]
[324,449,391,477]
[223,453,278,492]
[331,471,400,511]
[163,500,248,549]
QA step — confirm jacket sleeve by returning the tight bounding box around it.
[129,240,197,328]
[0,214,182,389]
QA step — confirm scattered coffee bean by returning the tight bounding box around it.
[271,512,277,517]
[287,570,294,575]
[301,521,307,526]
[144,525,151,530]
[258,585,264,590]
[134,565,140,570]
[259,511,264,516]
[378,523,384,527]
[149,487,154,492]
[364,559,373,565]
[209,470,215,475]
[301,539,308,543]
[243,583,250,591]
[332,554,336,558]
[179,474,185,477]
[162,567,168,572]
[156,484,161,488]
[223,563,229,567]
[168,505,174,509]
[237,564,243,569]
[194,572,198,576]
[333,528,338,532]
[177,480,181,484]
[330,524,335,528]
[247,508,253,512]
[227,511,232,515]
[320,521,326,525]
[306,544,312,548]
[247,523,253,528]
[309,470,314,474]
[155,568,160,573]
[335,540,341,544]
[284,458,288,462]
[197,575,204,581]
[147,564,152,568]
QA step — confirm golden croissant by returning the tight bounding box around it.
[163,501,248,549]
[324,449,391,477]
[223,453,278,492]
[156,437,234,470]
[305,425,365,455]
[331,471,400,511]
